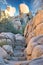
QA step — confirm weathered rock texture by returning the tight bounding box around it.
[0,32,16,47]
[25,35,43,60]
[24,10,43,44]
[19,3,29,15]
[24,10,43,60]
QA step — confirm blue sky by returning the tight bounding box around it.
[6,0,33,15]
[0,0,43,16]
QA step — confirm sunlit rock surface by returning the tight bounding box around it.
[24,10,43,44]
[25,35,43,60]
[32,45,43,59]
[19,3,29,15]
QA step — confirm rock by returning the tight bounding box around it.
[14,52,24,57]
[15,34,26,46]
[33,23,43,36]
[1,32,16,43]
[32,10,43,29]
[25,35,43,54]
[32,45,43,59]
[0,47,9,59]
[0,32,16,47]
[0,58,5,65]
[11,56,26,61]
[29,57,43,65]
[9,60,29,65]
[24,10,43,44]
[15,34,25,41]
[24,19,35,44]
[13,20,22,30]
[15,46,25,50]
[25,35,43,60]
[19,3,29,15]
[24,22,43,45]
[24,20,32,38]
[3,45,14,55]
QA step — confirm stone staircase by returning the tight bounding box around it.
[13,42,26,61]
[7,34,29,65]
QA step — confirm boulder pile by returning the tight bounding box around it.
[0,32,27,65]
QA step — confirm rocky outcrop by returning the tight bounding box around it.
[25,35,43,60]
[19,3,29,15]
[24,10,43,60]
[32,45,43,59]
[24,10,43,44]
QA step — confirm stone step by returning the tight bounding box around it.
[14,52,25,57]
[10,56,26,61]
[14,49,23,53]
[14,46,25,50]
[15,42,26,47]
[9,60,30,65]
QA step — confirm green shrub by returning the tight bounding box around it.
[0,18,24,34]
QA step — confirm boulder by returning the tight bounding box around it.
[29,57,43,65]
[0,32,16,47]
[3,45,13,55]
[15,34,26,46]
[15,34,25,41]
[24,10,43,44]
[24,22,43,44]
[0,47,9,59]
[19,3,29,14]
[32,10,43,29]
[25,35,43,60]
[27,23,43,43]
[0,58,5,65]
[32,45,43,59]
[13,20,22,30]
[1,32,16,43]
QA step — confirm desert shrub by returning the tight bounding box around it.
[0,18,23,34]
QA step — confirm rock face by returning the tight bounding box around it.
[25,35,43,60]
[24,10,43,60]
[29,57,43,65]
[19,3,29,15]
[32,45,43,59]
[24,10,43,44]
